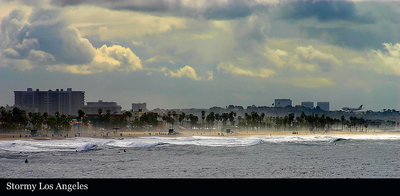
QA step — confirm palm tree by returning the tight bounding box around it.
[47,115,57,131]
[205,112,215,129]
[201,110,206,128]
[124,111,132,120]
[244,113,250,128]
[29,112,44,130]
[288,113,295,129]
[162,114,174,128]
[178,112,186,126]
[104,110,111,129]
[60,114,71,130]
[260,113,265,127]
[215,113,221,128]
[42,112,48,130]
[341,115,345,131]
[229,112,235,126]
[188,114,198,129]
[78,109,85,122]
[12,107,28,130]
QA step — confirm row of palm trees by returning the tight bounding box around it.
[78,108,131,130]
[144,110,373,131]
[0,107,71,131]
[131,111,199,129]
[1,107,392,132]
[179,111,379,132]
[206,111,373,131]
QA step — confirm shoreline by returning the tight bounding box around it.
[0,128,399,141]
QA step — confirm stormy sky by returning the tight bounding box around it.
[0,0,399,111]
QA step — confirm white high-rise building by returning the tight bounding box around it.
[14,88,85,115]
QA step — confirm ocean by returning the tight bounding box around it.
[0,134,399,178]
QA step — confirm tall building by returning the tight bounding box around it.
[132,103,148,112]
[82,100,122,114]
[14,88,85,115]
[274,99,292,108]
[317,102,330,111]
[301,101,314,109]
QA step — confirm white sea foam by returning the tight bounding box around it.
[0,134,399,152]
[75,143,98,151]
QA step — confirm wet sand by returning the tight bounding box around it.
[0,128,399,141]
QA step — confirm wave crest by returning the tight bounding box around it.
[1,134,399,152]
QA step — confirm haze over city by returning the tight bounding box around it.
[0,0,399,111]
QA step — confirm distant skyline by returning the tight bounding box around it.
[0,0,399,111]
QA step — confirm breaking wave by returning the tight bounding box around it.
[328,138,347,143]
[76,143,98,151]
[0,134,399,152]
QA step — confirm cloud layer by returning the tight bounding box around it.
[51,0,279,20]
[0,0,400,110]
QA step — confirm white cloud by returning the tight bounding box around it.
[207,71,214,80]
[0,8,146,74]
[294,45,341,71]
[94,44,143,72]
[167,65,202,81]
[217,62,275,78]
[63,6,186,40]
[47,44,143,74]
[145,55,176,65]
[369,42,400,75]
[264,46,288,67]
[262,43,342,72]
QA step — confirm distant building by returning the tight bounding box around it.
[132,103,148,112]
[82,100,122,114]
[14,88,84,115]
[274,99,292,108]
[301,102,314,109]
[317,102,330,111]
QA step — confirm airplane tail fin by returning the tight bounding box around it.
[359,105,363,109]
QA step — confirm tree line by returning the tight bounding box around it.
[0,107,395,132]
[0,107,71,131]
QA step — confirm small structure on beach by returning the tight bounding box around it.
[226,129,231,134]
[30,130,37,137]
[113,127,120,136]
[168,128,175,135]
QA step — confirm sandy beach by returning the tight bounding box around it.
[0,128,399,141]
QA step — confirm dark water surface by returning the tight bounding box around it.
[0,136,399,178]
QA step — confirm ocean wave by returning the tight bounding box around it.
[75,143,98,151]
[1,134,400,152]
[328,138,347,143]
[0,141,16,149]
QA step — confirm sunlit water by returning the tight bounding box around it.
[1,135,399,178]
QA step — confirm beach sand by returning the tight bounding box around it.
[0,128,399,141]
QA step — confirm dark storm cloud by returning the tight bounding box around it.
[301,27,377,49]
[302,25,400,50]
[203,2,252,20]
[281,0,375,23]
[55,0,173,12]
[50,0,269,20]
